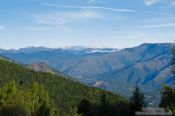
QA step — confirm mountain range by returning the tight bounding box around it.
[0,43,174,106]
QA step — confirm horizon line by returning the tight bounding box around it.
[0,42,173,51]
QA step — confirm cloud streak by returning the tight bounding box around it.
[33,10,102,24]
[139,23,175,28]
[42,2,175,17]
[28,10,102,31]
[42,2,136,12]
[141,11,175,17]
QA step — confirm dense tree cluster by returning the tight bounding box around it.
[0,80,57,116]
[78,94,130,116]
[0,58,128,116]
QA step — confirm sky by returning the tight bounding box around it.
[0,0,175,49]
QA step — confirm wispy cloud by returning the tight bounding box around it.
[27,26,58,31]
[28,10,102,31]
[144,0,159,6]
[42,2,136,12]
[141,11,175,17]
[0,25,5,31]
[144,0,175,6]
[34,10,102,24]
[139,23,175,28]
[88,0,96,4]
[172,0,175,5]
[139,17,175,24]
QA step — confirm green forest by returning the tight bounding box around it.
[0,58,129,116]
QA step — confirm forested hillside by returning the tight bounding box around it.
[0,58,128,115]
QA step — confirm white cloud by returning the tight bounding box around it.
[138,23,175,28]
[144,0,159,6]
[42,2,135,12]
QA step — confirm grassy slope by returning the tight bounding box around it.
[0,58,126,111]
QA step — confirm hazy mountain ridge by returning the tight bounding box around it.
[1,46,118,54]
[0,43,173,84]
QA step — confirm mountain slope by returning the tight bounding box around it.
[0,58,125,112]
[1,43,172,80]
[26,62,56,74]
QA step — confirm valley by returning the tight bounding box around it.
[0,43,173,106]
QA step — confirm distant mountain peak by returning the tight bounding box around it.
[64,46,88,51]
[17,47,51,53]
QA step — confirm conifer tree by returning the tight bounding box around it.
[129,85,145,114]
[78,99,95,116]
[98,93,110,116]
[160,86,175,110]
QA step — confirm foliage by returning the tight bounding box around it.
[0,80,57,116]
[160,86,175,114]
[77,99,95,116]
[0,58,128,115]
[129,85,145,115]
[78,94,130,116]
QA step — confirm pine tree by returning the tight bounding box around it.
[78,99,95,116]
[160,86,175,109]
[98,94,110,116]
[129,85,145,115]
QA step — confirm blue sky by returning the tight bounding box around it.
[0,0,175,49]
